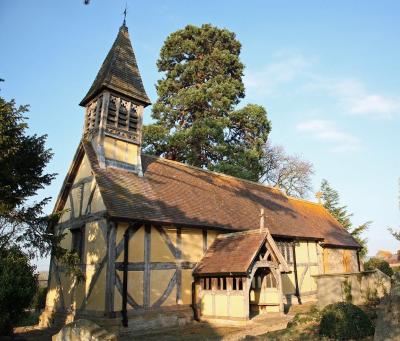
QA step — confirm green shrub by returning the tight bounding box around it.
[364,257,394,277]
[364,287,380,306]
[342,279,353,303]
[319,302,374,340]
[0,247,38,336]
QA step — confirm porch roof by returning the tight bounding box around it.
[193,230,268,276]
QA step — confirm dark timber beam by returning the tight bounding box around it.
[144,224,151,308]
[105,221,116,317]
[356,249,361,272]
[176,227,182,304]
[292,241,302,304]
[115,261,196,271]
[122,227,129,327]
[202,229,207,254]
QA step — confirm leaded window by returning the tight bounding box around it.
[277,241,293,264]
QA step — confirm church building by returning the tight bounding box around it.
[41,23,361,333]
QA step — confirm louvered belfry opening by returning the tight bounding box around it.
[105,95,139,133]
[84,96,103,136]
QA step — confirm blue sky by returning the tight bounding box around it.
[1,1,399,270]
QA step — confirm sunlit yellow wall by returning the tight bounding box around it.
[150,269,176,306]
[46,151,108,314]
[200,292,246,318]
[74,155,92,182]
[84,219,107,311]
[182,269,193,305]
[182,228,203,262]
[90,186,106,213]
[323,247,358,274]
[45,271,63,310]
[229,295,245,317]
[215,295,228,316]
[281,241,320,296]
[59,198,71,223]
[115,224,219,310]
[115,223,145,263]
[207,230,218,248]
[151,226,174,262]
[104,136,138,165]
[48,219,108,313]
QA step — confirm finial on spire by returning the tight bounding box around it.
[315,191,323,204]
[122,3,128,26]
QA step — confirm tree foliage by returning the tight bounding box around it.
[149,24,246,166]
[0,246,38,336]
[0,95,59,257]
[0,92,83,280]
[143,24,272,181]
[143,24,313,193]
[389,227,400,242]
[320,179,370,258]
[364,257,394,277]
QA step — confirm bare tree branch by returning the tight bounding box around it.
[259,142,314,198]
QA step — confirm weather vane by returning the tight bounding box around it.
[123,3,128,26]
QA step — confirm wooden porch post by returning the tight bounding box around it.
[292,241,302,304]
[277,269,284,314]
[243,277,250,320]
[105,221,116,317]
[122,228,129,327]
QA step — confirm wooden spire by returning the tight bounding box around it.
[79,24,151,107]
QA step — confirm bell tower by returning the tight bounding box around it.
[79,23,151,175]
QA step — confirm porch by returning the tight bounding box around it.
[193,226,289,321]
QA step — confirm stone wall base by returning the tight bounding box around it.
[41,306,194,336]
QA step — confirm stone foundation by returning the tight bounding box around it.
[52,319,117,341]
[41,306,194,337]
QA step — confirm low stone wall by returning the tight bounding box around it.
[374,273,400,341]
[313,270,391,309]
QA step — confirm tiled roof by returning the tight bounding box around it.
[193,230,268,276]
[80,25,151,106]
[82,141,360,248]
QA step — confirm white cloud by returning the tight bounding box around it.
[296,119,360,152]
[332,79,399,119]
[246,51,399,119]
[244,53,312,96]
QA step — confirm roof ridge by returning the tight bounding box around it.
[217,229,266,239]
[142,154,322,208]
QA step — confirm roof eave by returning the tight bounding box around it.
[193,271,248,278]
[321,242,362,249]
[79,84,151,108]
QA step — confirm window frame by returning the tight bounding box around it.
[71,226,85,262]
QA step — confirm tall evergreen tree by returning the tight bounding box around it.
[143,24,271,181]
[0,91,83,280]
[0,94,57,256]
[320,179,370,258]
